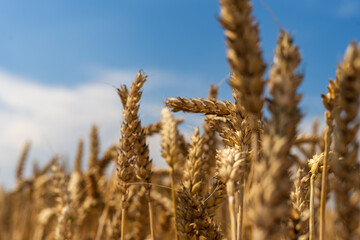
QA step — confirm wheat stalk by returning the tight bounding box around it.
[202,85,220,186]
[160,107,183,239]
[217,148,248,240]
[332,42,360,239]
[52,163,74,240]
[319,72,338,240]
[248,30,303,240]
[16,142,31,183]
[289,169,310,240]
[117,71,147,240]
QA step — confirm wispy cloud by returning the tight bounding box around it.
[0,69,162,188]
[0,66,324,189]
[0,68,211,189]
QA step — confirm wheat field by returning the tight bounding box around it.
[1,0,360,240]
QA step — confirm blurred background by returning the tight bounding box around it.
[1,0,359,188]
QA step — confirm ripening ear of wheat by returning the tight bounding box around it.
[1,1,360,240]
[332,42,360,240]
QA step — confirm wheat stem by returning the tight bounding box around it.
[95,205,109,240]
[148,199,155,240]
[228,193,237,240]
[16,142,31,182]
[170,167,179,240]
[309,173,316,240]
[121,206,126,240]
[236,179,244,240]
[319,126,331,240]
[247,126,258,191]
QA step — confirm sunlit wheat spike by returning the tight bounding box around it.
[248,30,303,240]
[332,42,360,240]
[220,0,265,116]
[166,97,233,116]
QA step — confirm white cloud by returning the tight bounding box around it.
[1,66,328,190]
[0,67,216,189]
[0,69,172,189]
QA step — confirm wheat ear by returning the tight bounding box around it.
[319,75,338,240]
[69,140,86,211]
[161,107,182,239]
[307,152,338,240]
[332,42,360,239]
[289,169,310,239]
[16,142,31,183]
[117,84,129,107]
[220,0,266,168]
[88,125,99,170]
[176,128,201,239]
[176,127,204,239]
[74,138,83,173]
[202,85,220,184]
[177,128,223,239]
[117,71,147,240]
[248,30,303,240]
[217,148,248,240]
[220,0,265,116]
[183,127,204,196]
[134,129,154,239]
[52,163,73,240]
[166,97,233,116]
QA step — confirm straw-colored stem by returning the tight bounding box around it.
[148,200,155,240]
[170,167,178,239]
[319,127,330,240]
[95,205,109,240]
[236,180,244,240]
[245,124,258,193]
[250,117,259,164]
[229,195,236,240]
[309,174,316,240]
[121,203,126,240]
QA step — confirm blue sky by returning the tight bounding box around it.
[0,0,359,94]
[0,0,359,187]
